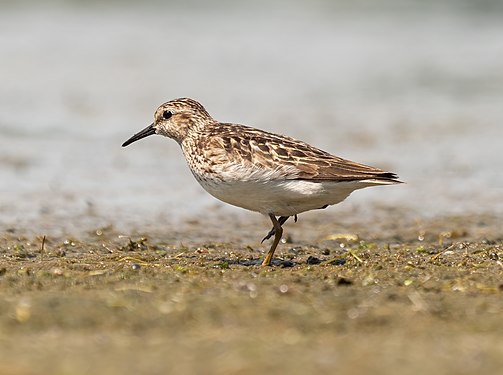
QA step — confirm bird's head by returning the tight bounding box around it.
[122,98,213,147]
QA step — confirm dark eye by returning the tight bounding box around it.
[162,110,172,119]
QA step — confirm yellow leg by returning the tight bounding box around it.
[262,214,283,266]
[261,216,289,243]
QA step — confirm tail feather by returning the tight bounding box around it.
[359,172,403,185]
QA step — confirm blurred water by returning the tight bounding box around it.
[1,1,502,232]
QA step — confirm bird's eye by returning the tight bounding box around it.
[162,110,172,119]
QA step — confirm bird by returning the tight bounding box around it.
[122,98,401,266]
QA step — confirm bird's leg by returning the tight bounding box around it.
[261,216,289,243]
[262,214,283,266]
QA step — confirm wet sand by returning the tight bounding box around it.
[2,2,503,374]
[1,212,501,375]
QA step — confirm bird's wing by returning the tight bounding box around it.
[201,123,400,183]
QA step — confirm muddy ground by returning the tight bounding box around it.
[0,211,502,375]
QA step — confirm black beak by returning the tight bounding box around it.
[122,123,156,147]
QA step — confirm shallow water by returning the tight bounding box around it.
[1,1,502,232]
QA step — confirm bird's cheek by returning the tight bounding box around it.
[156,125,169,137]
[157,125,179,141]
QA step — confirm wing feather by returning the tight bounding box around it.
[198,123,401,184]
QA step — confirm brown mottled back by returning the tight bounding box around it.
[192,122,399,183]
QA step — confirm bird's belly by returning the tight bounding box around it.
[195,177,364,216]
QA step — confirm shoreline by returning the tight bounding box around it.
[1,210,502,374]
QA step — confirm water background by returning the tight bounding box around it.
[1,0,502,233]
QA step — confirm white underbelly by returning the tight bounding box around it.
[196,177,366,216]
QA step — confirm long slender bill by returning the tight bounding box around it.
[122,123,156,147]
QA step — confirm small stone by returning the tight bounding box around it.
[280,260,295,268]
[306,256,321,265]
[336,277,353,286]
[279,284,289,293]
[329,258,346,266]
[489,252,498,261]
[51,268,64,276]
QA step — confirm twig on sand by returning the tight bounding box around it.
[40,235,46,261]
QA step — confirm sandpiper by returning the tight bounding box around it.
[122,98,401,266]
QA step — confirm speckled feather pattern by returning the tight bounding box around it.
[188,122,398,182]
[145,97,401,216]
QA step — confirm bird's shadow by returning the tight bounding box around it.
[215,256,346,268]
[214,258,297,268]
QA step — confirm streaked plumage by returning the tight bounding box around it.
[122,98,401,266]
